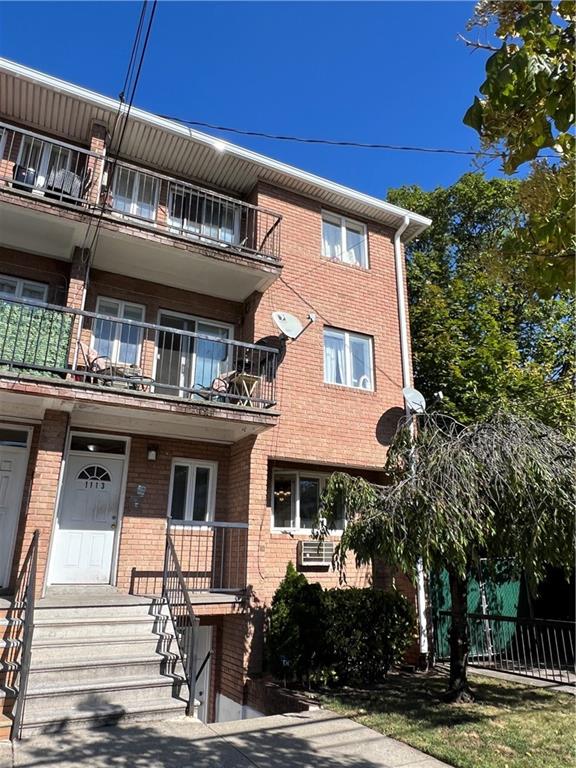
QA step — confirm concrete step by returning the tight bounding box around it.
[0,661,19,689]
[34,600,164,621]
[23,676,188,731]
[32,614,168,641]
[0,687,16,716]
[21,697,193,737]
[31,633,175,663]
[28,653,181,689]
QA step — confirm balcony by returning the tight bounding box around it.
[0,295,278,412]
[105,161,282,265]
[0,124,282,298]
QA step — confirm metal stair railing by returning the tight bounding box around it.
[162,532,199,716]
[10,529,39,740]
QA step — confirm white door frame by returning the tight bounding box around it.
[47,431,131,586]
[0,425,32,589]
[195,625,213,723]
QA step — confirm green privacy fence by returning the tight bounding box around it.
[431,560,521,659]
[0,299,73,375]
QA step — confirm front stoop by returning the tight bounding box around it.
[0,601,21,741]
[19,590,198,737]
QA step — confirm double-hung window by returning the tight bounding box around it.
[92,297,145,366]
[111,165,159,221]
[169,459,217,523]
[0,274,48,302]
[324,328,374,390]
[272,471,345,532]
[322,212,368,268]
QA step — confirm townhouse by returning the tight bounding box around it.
[0,58,430,738]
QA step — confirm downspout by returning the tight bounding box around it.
[393,216,429,660]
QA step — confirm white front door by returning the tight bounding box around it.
[0,447,28,588]
[50,454,124,584]
[195,626,213,723]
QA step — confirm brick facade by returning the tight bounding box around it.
[0,117,421,721]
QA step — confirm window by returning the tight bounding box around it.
[168,460,217,523]
[322,212,368,268]
[0,274,48,302]
[324,329,373,390]
[168,186,240,245]
[92,297,145,366]
[17,135,71,189]
[111,166,159,221]
[272,472,346,532]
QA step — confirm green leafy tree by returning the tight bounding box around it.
[388,173,574,432]
[462,0,575,287]
[322,412,575,701]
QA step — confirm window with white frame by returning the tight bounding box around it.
[111,165,159,221]
[92,297,145,366]
[0,274,48,302]
[272,472,345,532]
[324,328,374,390]
[169,459,217,522]
[322,212,368,268]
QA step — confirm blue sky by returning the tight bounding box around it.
[0,1,499,198]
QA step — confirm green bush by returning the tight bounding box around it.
[266,564,415,687]
[0,301,72,375]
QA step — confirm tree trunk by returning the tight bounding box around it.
[447,568,473,702]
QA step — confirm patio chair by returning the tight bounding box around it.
[77,342,112,384]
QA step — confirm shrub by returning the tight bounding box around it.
[322,587,415,685]
[265,565,416,687]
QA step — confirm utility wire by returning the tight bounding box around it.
[155,114,560,160]
[81,0,157,257]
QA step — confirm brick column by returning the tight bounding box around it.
[66,248,90,370]
[87,121,108,207]
[19,410,69,595]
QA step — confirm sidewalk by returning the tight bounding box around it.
[0,709,451,768]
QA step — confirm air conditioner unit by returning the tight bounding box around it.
[298,540,334,568]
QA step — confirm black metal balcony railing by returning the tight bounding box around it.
[106,161,282,262]
[0,296,278,409]
[0,123,98,206]
[0,124,283,262]
[169,520,248,593]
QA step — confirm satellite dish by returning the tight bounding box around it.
[402,386,426,414]
[272,311,304,340]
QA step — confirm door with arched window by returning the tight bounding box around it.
[50,448,126,584]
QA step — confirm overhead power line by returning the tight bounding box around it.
[155,114,560,160]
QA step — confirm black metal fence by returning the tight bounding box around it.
[435,610,575,684]
[0,296,278,409]
[169,521,248,593]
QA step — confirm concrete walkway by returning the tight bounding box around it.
[0,709,450,768]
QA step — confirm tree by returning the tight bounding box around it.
[462,1,575,287]
[321,412,575,701]
[388,173,574,433]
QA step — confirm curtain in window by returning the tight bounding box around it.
[194,323,230,389]
[322,219,341,259]
[324,333,346,385]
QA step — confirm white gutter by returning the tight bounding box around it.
[393,216,429,659]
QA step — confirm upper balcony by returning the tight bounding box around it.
[0,123,282,300]
[0,294,279,441]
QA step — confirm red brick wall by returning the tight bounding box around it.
[0,247,69,305]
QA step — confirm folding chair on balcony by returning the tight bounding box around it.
[77,342,112,385]
[195,370,236,403]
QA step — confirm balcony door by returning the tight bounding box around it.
[18,135,71,189]
[168,186,241,246]
[155,312,232,398]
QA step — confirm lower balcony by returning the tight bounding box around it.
[0,296,279,438]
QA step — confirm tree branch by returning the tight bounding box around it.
[457,34,500,52]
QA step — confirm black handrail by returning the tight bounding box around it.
[10,530,39,740]
[162,532,199,716]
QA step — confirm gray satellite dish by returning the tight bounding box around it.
[402,386,426,414]
[272,311,304,340]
